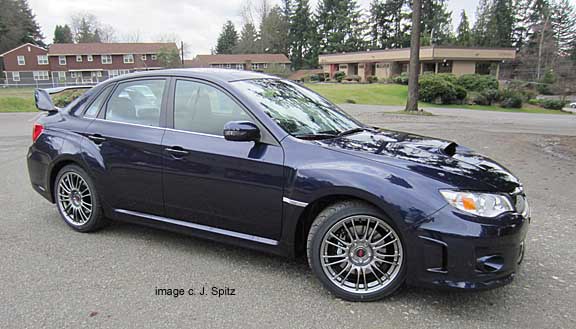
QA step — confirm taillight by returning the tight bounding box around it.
[32,123,44,142]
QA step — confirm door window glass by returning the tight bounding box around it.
[174,80,251,135]
[84,85,113,118]
[105,79,165,126]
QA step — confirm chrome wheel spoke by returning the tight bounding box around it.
[320,215,403,295]
[57,172,92,226]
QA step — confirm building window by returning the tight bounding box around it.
[119,69,130,75]
[17,56,25,65]
[58,71,66,81]
[33,71,49,81]
[59,56,66,65]
[339,64,348,70]
[251,63,261,70]
[87,55,93,62]
[235,64,244,70]
[70,72,78,78]
[101,55,112,64]
[108,70,119,77]
[96,71,102,77]
[141,54,147,60]
[12,72,20,81]
[76,55,83,62]
[225,64,232,69]
[151,54,157,60]
[37,55,48,65]
[123,54,134,64]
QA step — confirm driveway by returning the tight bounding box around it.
[1,110,575,328]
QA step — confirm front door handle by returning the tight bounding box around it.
[88,134,106,144]
[165,146,189,157]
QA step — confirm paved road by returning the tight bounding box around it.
[1,110,575,328]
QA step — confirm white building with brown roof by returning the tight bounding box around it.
[184,54,290,71]
[319,46,517,82]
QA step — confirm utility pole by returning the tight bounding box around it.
[405,0,422,112]
[181,41,184,66]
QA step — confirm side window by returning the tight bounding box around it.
[174,80,251,135]
[84,86,112,118]
[105,79,165,127]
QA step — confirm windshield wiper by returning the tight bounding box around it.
[337,127,365,137]
[293,132,338,140]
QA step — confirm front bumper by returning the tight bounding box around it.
[405,204,529,290]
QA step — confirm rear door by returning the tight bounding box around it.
[162,79,285,240]
[83,78,168,216]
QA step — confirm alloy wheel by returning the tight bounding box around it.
[320,215,403,294]
[57,172,93,226]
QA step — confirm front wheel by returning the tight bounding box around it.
[307,201,406,301]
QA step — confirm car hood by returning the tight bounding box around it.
[313,129,521,193]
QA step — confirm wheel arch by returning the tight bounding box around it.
[47,156,90,203]
[292,192,394,258]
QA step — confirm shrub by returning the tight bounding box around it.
[457,74,499,92]
[334,71,346,82]
[436,73,458,85]
[527,98,540,106]
[392,73,409,85]
[345,99,356,104]
[366,75,378,84]
[419,74,459,104]
[499,90,523,108]
[53,90,86,108]
[539,99,566,110]
[454,85,468,103]
[536,83,554,95]
[345,75,361,82]
[473,89,500,105]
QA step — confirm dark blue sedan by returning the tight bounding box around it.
[27,69,529,301]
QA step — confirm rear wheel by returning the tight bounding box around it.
[307,200,405,301]
[55,164,107,232]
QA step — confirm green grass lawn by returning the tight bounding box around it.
[0,87,36,112]
[306,83,570,115]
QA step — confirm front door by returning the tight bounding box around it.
[83,78,168,215]
[162,79,285,240]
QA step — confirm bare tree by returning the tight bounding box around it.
[405,0,422,112]
[70,12,115,43]
[120,30,142,43]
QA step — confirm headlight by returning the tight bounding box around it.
[440,190,513,218]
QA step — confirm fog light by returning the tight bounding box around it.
[476,255,504,273]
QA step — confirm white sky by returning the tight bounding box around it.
[26,0,574,58]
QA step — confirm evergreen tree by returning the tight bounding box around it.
[512,0,533,49]
[315,0,367,53]
[456,10,472,46]
[236,22,259,54]
[369,0,410,49]
[215,20,239,54]
[421,0,453,45]
[0,0,43,53]
[486,0,514,47]
[260,5,289,54]
[550,0,576,55]
[472,0,492,46]
[54,24,73,43]
[289,0,316,69]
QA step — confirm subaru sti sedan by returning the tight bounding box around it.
[27,69,529,301]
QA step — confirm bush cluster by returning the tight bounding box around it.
[457,74,498,91]
[418,74,467,104]
[53,90,86,108]
[391,73,409,85]
[538,99,566,110]
[334,71,346,82]
[366,75,378,84]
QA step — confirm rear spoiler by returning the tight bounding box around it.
[34,85,93,112]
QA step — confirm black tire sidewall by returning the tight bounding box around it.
[308,202,406,302]
[54,164,104,232]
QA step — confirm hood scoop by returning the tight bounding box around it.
[375,139,459,157]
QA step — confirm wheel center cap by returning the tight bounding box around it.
[357,249,365,257]
[349,242,373,266]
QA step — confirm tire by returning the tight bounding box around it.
[307,200,406,301]
[54,164,108,232]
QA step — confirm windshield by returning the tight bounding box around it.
[232,79,361,137]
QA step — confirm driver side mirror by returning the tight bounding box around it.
[223,121,260,142]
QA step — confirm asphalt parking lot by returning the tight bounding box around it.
[1,108,575,329]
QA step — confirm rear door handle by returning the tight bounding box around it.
[165,146,189,157]
[88,134,106,143]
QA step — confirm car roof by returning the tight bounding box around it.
[107,68,281,84]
